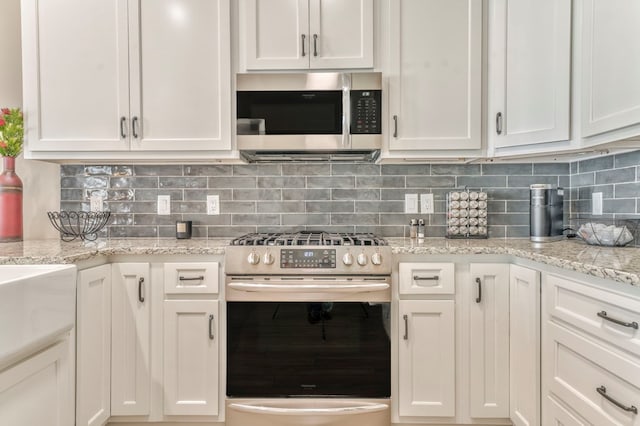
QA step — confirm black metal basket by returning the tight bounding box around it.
[47,211,111,241]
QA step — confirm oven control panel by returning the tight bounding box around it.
[280,249,336,268]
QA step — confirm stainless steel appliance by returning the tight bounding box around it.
[530,184,564,242]
[236,73,382,162]
[225,232,391,426]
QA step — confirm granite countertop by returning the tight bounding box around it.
[0,237,639,287]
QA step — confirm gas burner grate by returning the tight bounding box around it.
[230,232,388,246]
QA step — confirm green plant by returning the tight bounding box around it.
[0,108,24,157]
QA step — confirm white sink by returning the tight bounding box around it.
[0,264,77,368]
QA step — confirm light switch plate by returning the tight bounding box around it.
[90,195,103,212]
[420,193,434,214]
[157,195,171,215]
[592,192,603,216]
[207,195,220,215]
[405,194,418,214]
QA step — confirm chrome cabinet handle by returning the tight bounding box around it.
[208,314,215,340]
[596,386,638,414]
[179,275,205,281]
[120,117,127,138]
[413,275,439,281]
[496,112,503,135]
[597,310,638,329]
[475,277,482,303]
[403,314,408,340]
[138,277,145,303]
[132,116,139,138]
[393,115,398,138]
[301,34,306,57]
[313,34,318,56]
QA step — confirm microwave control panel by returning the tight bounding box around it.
[350,90,381,134]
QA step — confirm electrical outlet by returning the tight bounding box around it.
[420,193,434,214]
[90,195,103,212]
[592,192,603,216]
[207,195,220,215]
[405,194,418,214]
[157,195,171,215]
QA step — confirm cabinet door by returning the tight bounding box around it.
[468,264,510,419]
[544,395,592,426]
[398,300,455,417]
[76,265,111,426]
[111,263,150,416]
[0,340,73,426]
[130,0,231,151]
[488,0,571,148]
[21,0,130,152]
[581,0,640,137]
[387,0,481,151]
[510,265,540,426]
[308,0,373,69]
[242,0,309,70]
[163,300,219,416]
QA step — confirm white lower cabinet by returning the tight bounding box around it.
[468,263,510,419]
[509,265,541,426]
[0,338,73,426]
[76,265,111,426]
[111,263,151,416]
[163,300,219,416]
[544,395,591,426]
[398,299,455,417]
[542,272,640,426]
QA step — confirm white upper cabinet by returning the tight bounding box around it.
[240,0,373,70]
[21,0,130,152]
[22,0,231,158]
[581,0,640,138]
[385,0,482,153]
[487,0,571,150]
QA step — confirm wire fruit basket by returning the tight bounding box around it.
[47,211,111,241]
[575,218,639,247]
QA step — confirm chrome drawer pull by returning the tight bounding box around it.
[179,275,205,281]
[597,310,639,330]
[413,275,439,281]
[596,386,638,414]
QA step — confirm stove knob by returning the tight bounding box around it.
[342,252,354,266]
[371,252,383,265]
[357,252,368,266]
[263,251,275,265]
[247,251,260,265]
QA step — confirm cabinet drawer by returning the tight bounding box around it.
[164,262,219,294]
[546,274,640,355]
[547,322,640,425]
[544,395,592,426]
[398,262,455,295]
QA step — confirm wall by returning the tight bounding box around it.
[60,162,570,239]
[570,150,640,219]
[0,0,60,240]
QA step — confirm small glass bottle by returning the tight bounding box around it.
[417,219,425,239]
[409,218,418,239]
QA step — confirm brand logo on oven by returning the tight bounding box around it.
[300,384,317,390]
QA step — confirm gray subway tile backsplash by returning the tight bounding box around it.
[59,150,640,239]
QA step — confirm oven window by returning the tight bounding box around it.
[237,91,343,135]
[227,302,390,398]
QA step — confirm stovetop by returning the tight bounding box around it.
[230,232,388,247]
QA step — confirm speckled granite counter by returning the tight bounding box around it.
[0,238,639,287]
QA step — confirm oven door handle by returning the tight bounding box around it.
[228,402,389,416]
[228,282,390,292]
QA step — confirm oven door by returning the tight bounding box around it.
[227,300,390,398]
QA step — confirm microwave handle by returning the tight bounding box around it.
[342,73,351,149]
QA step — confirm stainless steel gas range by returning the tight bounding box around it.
[224,232,391,426]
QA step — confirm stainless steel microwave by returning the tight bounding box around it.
[236,72,382,162]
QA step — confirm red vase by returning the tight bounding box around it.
[0,156,23,242]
